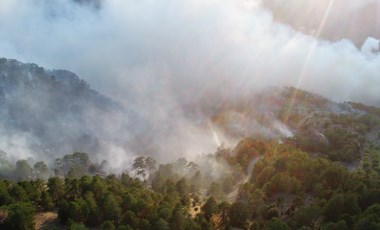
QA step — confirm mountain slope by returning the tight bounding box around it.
[1,58,380,168]
[0,58,133,162]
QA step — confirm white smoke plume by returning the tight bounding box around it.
[1,0,380,167]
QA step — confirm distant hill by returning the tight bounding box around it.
[1,58,380,167]
[0,58,135,162]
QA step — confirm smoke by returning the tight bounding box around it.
[0,0,379,104]
[1,0,380,168]
[264,0,380,45]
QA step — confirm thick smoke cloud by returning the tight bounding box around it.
[1,0,380,167]
[0,0,379,103]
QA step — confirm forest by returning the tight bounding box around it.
[1,87,380,230]
[2,0,380,229]
[1,126,380,229]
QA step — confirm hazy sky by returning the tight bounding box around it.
[0,0,379,107]
[1,0,380,166]
[265,0,380,44]
[0,0,379,106]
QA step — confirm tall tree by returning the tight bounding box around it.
[202,197,217,221]
[15,160,33,181]
[229,201,248,229]
[2,202,35,230]
[33,161,51,180]
[47,177,65,205]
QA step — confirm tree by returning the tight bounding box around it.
[83,192,102,227]
[90,175,107,200]
[292,205,321,229]
[155,218,170,230]
[66,178,82,200]
[8,183,28,202]
[69,222,88,230]
[229,201,248,229]
[15,160,33,181]
[171,209,185,230]
[139,218,151,230]
[2,202,35,230]
[265,218,290,230]
[40,191,54,211]
[33,161,51,180]
[190,170,202,190]
[55,152,91,177]
[100,220,115,230]
[122,211,138,228]
[176,178,189,196]
[151,173,166,193]
[207,182,225,200]
[216,202,230,229]
[145,157,157,175]
[202,197,217,221]
[323,194,345,222]
[0,180,11,206]
[67,201,83,222]
[133,157,147,180]
[47,177,65,205]
[355,204,380,230]
[322,220,347,230]
[101,193,121,222]
[132,157,157,181]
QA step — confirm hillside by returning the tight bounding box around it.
[0,58,134,162]
[1,58,380,167]
[0,59,380,229]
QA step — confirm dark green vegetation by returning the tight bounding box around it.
[1,88,380,229]
[1,137,380,229]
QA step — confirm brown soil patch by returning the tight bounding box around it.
[34,211,59,230]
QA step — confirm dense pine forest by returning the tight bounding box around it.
[1,102,380,230]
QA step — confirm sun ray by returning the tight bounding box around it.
[283,0,336,123]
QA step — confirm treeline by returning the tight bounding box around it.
[0,165,240,229]
[1,138,380,229]
[0,151,106,181]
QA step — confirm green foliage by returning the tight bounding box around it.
[132,156,157,180]
[101,192,121,222]
[265,218,290,230]
[0,138,380,229]
[355,204,380,230]
[55,152,91,178]
[100,220,115,230]
[33,161,51,180]
[322,220,348,230]
[202,197,217,221]
[15,160,33,181]
[0,202,35,230]
[229,201,248,228]
[291,205,321,229]
[324,128,361,162]
[47,177,65,205]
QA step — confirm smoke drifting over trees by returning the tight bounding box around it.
[1,0,380,168]
[2,1,380,229]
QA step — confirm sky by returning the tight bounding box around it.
[1,0,380,165]
[264,0,380,45]
[0,0,379,106]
